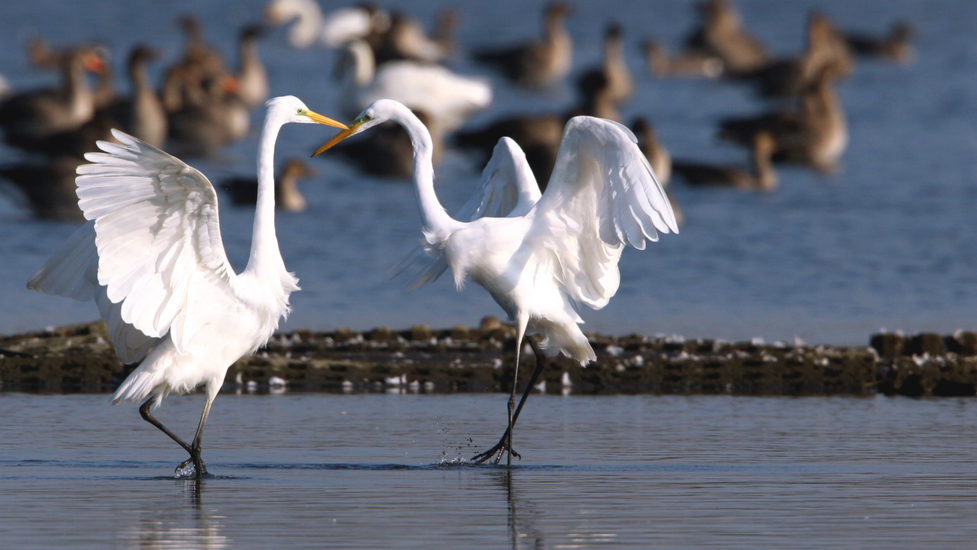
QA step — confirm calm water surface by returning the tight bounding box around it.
[2,393,977,548]
[0,0,975,344]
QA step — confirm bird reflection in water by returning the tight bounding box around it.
[117,478,230,550]
[496,470,544,550]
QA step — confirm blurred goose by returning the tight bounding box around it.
[454,114,563,187]
[26,45,167,156]
[329,109,442,179]
[843,21,914,64]
[577,23,632,105]
[602,24,632,103]
[644,39,723,79]
[632,118,670,185]
[236,25,269,109]
[177,15,225,79]
[159,15,226,114]
[166,74,250,158]
[719,63,847,173]
[0,48,105,147]
[455,72,619,185]
[263,0,390,49]
[572,71,621,122]
[27,38,116,110]
[338,40,491,134]
[0,156,85,220]
[373,9,458,64]
[28,38,116,108]
[120,46,169,148]
[743,12,853,98]
[474,2,572,89]
[632,117,683,225]
[161,62,205,113]
[684,0,768,76]
[221,158,315,212]
[27,36,59,69]
[673,132,777,191]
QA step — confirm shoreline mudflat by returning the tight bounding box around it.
[1,322,975,397]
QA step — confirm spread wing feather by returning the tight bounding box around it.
[74,129,237,352]
[27,221,163,363]
[531,116,677,309]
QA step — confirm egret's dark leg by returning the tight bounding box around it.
[471,336,547,465]
[140,398,193,455]
[176,397,214,478]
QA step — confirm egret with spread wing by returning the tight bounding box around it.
[27,96,346,478]
[315,99,677,465]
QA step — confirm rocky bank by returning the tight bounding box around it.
[2,322,976,396]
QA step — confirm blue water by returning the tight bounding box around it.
[0,0,975,345]
[3,392,977,549]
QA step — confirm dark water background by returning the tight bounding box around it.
[3,392,977,548]
[0,0,975,344]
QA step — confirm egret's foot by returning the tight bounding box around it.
[174,454,208,479]
[470,433,521,465]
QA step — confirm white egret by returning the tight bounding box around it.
[263,0,390,49]
[338,40,491,135]
[315,100,677,465]
[27,96,346,478]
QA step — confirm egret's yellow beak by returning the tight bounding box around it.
[299,109,349,130]
[312,121,363,157]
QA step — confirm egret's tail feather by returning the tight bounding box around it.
[112,368,166,408]
[533,322,597,366]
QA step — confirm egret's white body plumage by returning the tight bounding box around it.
[322,99,677,462]
[28,96,342,475]
[341,41,492,134]
[385,102,676,365]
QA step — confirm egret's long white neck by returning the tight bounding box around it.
[348,41,375,86]
[389,103,463,240]
[246,113,286,279]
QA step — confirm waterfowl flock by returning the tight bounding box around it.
[5,0,919,472]
[0,0,914,220]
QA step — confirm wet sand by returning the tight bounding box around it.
[1,322,975,396]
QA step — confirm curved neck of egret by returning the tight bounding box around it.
[348,40,375,86]
[389,102,463,239]
[247,110,288,279]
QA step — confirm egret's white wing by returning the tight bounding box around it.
[396,137,541,290]
[75,129,237,352]
[27,221,162,363]
[531,116,678,309]
[27,221,100,302]
[458,137,541,220]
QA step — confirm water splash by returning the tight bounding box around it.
[174,462,197,479]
